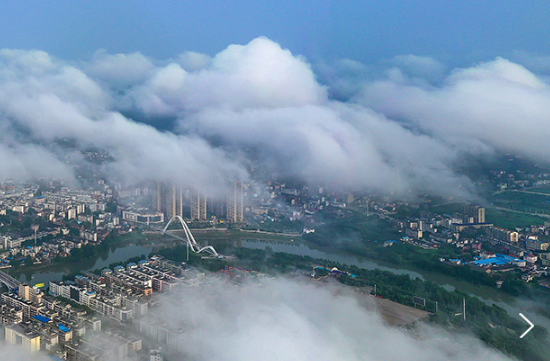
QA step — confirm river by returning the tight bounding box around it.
[14,244,153,286]
[13,234,549,329]
[237,238,550,329]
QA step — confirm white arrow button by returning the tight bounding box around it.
[519,313,534,339]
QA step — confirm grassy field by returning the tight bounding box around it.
[489,191,550,215]
[528,185,550,194]
[425,202,465,216]
[485,208,547,229]
[425,201,546,229]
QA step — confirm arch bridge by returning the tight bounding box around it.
[161,216,219,257]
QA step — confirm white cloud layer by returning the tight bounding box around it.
[0,343,51,361]
[359,57,550,161]
[1,38,549,198]
[0,277,515,360]
[0,49,244,194]
[154,277,513,361]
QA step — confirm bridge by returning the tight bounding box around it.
[161,216,219,257]
[0,269,21,290]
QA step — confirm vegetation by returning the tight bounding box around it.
[485,207,548,229]
[424,202,465,216]
[55,295,94,314]
[303,218,527,295]
[489,191,550,215]
[302,213,532,296]
[153,245,228,272]
[252,216,304,233]
[530,185,550,195]
[53,232,120,265]
[6,230,154,280]
[305,213,401,244]
[61,254,147,279]
[0,210,51,234]
[52,230,152,266]
[190,228,300,242]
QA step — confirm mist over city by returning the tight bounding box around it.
[1,1,550,361]
[2,37,550,199]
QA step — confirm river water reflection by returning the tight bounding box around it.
[13,235,548,327]
[241,239,424,279]
[237,239,550,326]
[15,244,153,286]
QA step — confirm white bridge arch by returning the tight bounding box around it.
[162,216,219,257]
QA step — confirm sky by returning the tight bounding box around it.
[1,1,550,64]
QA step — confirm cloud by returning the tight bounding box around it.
[1,38,549,199]
[314,59,373,101]
[184,102,475,197]
[389,54,446,82]
[130,37,477,198]
[0,141,75,182]
[0,49,56,75]
[130,37,326,116]
[0,49,244,194]
[177,51,212,72]
[358,57,550,162]
[0,344,51,361]
[510,51,550,77]
[85,50,155,88]
[152,277,513,361]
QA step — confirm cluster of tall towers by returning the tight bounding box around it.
[464,204,486,224]
[226,180,244,223]
[154,181,244,223]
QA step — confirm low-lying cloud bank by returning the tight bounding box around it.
[0,343,51,361]
[1,38,549,198]
[0,277,515,361]
[153,277,513,361]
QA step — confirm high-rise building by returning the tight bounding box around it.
[227,181,244,223]
[190,190,207,221]
[156,182,184,219]
[464,204,485,223]
[67,208,77,220]
[208,197,226,220]
[18,283,31,301]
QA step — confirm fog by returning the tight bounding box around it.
[148,277,514,361]
[0,277,519,361]
[0,343,51,361]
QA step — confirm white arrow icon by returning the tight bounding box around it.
[519,313,534,339]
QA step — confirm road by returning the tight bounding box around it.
[0,269,21,290]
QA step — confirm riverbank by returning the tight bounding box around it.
[184,227,301,241]
[223,238,550,334]
[7,231,157,285]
